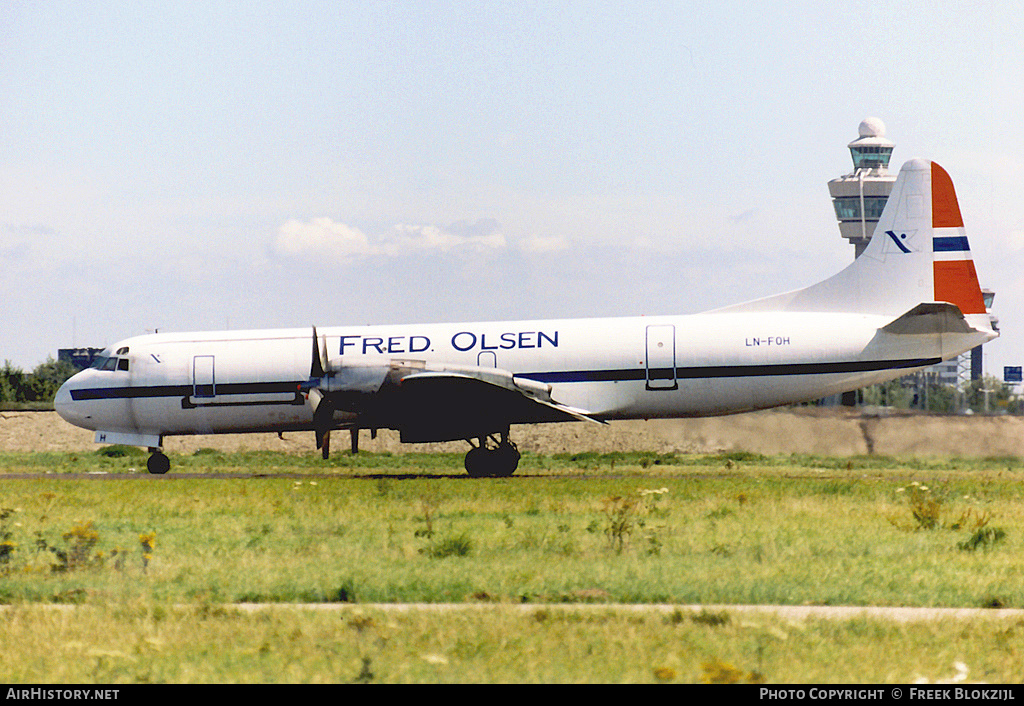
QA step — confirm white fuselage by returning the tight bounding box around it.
[55,309,951,446]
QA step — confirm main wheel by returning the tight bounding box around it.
[464,446,490,477]
[147,452,170,475]
[463,442,520,478]
[493,442,520,477]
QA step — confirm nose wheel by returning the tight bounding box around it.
[464,433,520,478]
[147,450,170,475]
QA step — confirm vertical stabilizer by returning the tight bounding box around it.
[713,159,991,325]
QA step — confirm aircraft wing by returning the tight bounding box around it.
[392,367,605,443]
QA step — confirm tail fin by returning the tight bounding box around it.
[713,159,992,326]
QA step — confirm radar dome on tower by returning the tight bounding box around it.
[858,117,886,138]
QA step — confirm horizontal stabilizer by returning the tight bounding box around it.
[881,303,976,335]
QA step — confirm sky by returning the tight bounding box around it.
[2,1,1023,382]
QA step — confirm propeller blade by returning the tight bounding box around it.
[310,326,328,379]
[320,430,331,460]
[311,391,335,459]
[307,387,323,412]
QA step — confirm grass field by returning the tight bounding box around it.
[2,448,1024,683]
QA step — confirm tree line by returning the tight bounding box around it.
[1,358,80,406]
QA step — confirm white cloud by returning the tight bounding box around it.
[271,217,507,261]
[388,223,506,254]
[273,217,373,258]
[518,234,569,253]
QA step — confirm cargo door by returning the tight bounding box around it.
[193,355,216,399]
[645,325,677,390]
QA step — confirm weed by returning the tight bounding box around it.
[424,533,473,559]
[95,445,145,458]
[949,506,992,532]
[706,506,735,520]
[903,483,944,529]
[414,498,438,539]
[891,482,951,530]
[645,533,663,556]
[639,487,669,512]
[957,527,1006,552]
[602,496,637,553]
[892,483,997,534]
[653,666,676,681]
[139,532,156,572]
[62,521,100,571]
[691,610,730,627]
[980,595,1007,609]
[701,659,762,684]
[0,508,16,569]
[353,657,374,683]
[710,543,733,557]
[600,488,670,554]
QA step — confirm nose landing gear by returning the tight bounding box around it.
[146,449,170,475]
[464,432,521,478]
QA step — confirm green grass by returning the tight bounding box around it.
[1,603,1020,683]
[2,449,1024,682]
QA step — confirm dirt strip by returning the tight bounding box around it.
[4,408,1024,458]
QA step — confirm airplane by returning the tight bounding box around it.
[55,159,997,476]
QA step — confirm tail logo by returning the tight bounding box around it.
[885,230,912,254]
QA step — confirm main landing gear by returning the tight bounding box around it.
[140,432,522,477]
[464,432,521,478]
[147,449,170,475]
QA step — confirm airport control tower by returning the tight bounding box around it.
[828,117,896,258]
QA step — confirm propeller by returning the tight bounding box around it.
[307,327,334,459]
[305,327,370,458]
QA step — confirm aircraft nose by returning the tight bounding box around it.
[54,373,89,428]
[54,378,74,422]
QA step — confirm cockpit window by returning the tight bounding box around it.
[89,355,129,372]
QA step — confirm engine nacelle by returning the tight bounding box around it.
[320,357,391,394]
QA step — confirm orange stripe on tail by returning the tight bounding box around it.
[933,260,986,315]
[931,162,985,314]
[932,162,964,228]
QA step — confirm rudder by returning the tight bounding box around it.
[930,162,986,316]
